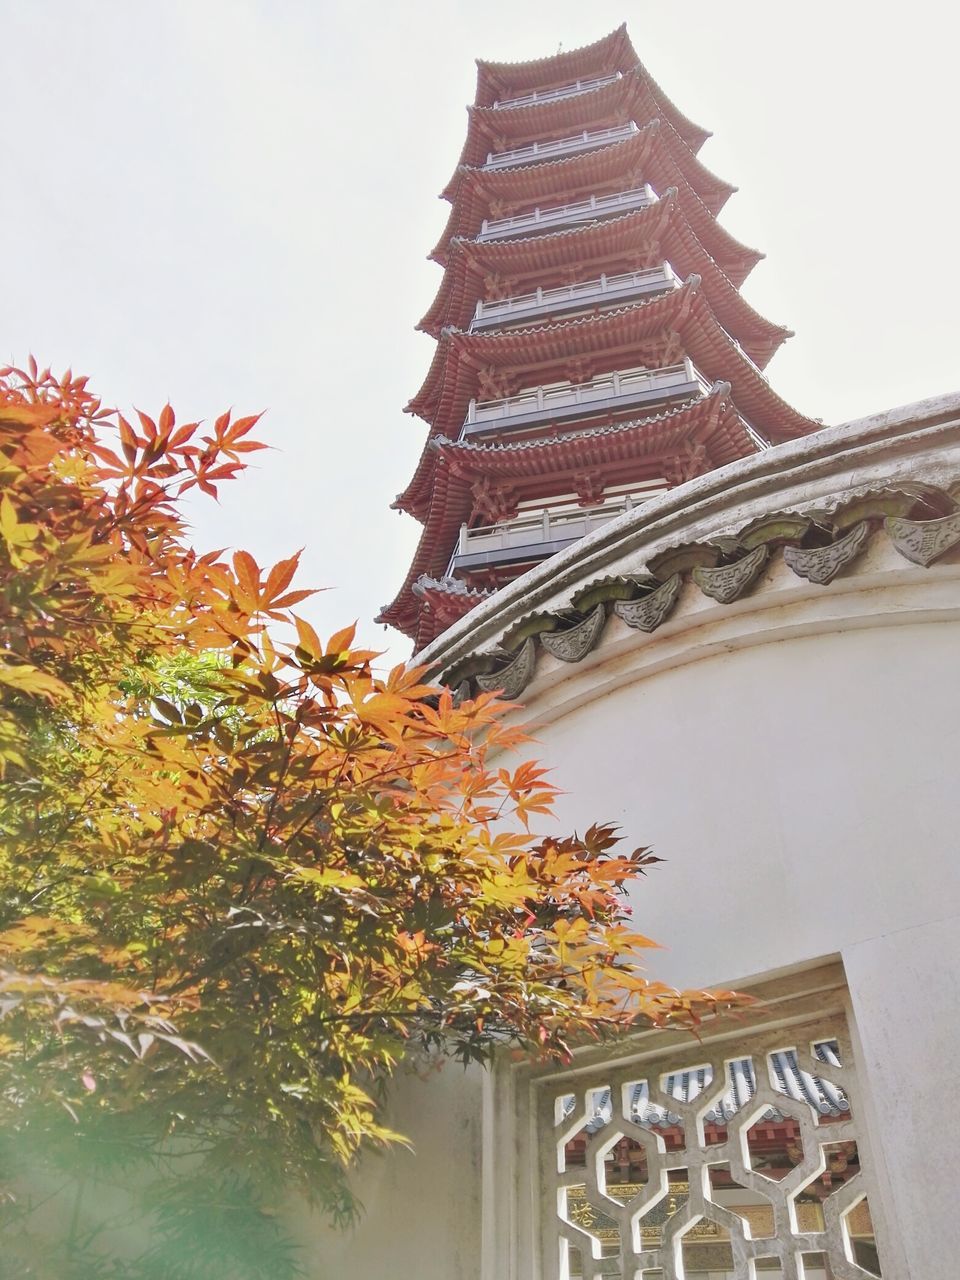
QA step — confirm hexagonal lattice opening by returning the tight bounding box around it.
[706,1162,776,1239]
[560,1238,622,1279]
[559,1086,613,1174]
[633,1166,690,1253]
[700,1056,757,1147]
[842,1195,881,1276]
[744,1107,805,1182]
[680,1218,734,1276]
[596,1130,652,1204]
[767,1042,851,1129]
[799,1139,863,1205]
[799,1253,830,1278]
[558,1186,614,1263]
[623,1079,686,1149]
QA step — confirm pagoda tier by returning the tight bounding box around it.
[442,68,734,212]
[430,125,762,286]
[472,24,710,153]
[405,280,815,441]
[381,389,744,646]
[417,195,790,365]
[378,26,819,648]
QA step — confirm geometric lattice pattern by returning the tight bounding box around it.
[543,1019,882,1280]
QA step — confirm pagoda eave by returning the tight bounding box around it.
[445,71,733,212]
[431,130,761,285]
[395,389,748,523]
[472,25,710,152]
[381,392,750,642]
[418,200,788,365]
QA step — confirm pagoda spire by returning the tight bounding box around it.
[378,27,818,650]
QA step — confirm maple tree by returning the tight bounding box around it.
[0,361,743,1276]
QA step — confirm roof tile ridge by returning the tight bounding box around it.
[657,204,793,351]
[683,290,819,432]
[474,23,627,74]
[670,177,764,275]
[631,58,712,149]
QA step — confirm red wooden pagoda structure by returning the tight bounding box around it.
[378,24,819,650]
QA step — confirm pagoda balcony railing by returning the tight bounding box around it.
[492,72,623,110]
[462,360,709,437]
[483,121,639,170]
[477,185,656,243]
[469,264,678,331]
[449,490,664,573]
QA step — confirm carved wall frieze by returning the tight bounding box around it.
[613,575,682,633]
[540,604,606,663]
[648,543,718,580]
[692,545,769,604]
[475,637,536,699]
[783,521,871,585]
[738,515,811,551]
[885,511,960,566]
[435,482,960,700]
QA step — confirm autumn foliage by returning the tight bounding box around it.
[0,361,741,1275]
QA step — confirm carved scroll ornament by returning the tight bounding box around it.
[885,510,960,566]
[475,637,536,700]
[783,521,870,585]
[692,545,769,604]
[613,574,682,633]
[540,604,606,663]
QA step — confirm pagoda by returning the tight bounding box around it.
[378,24,819,650]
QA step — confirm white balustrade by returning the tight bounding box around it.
[454,490,663,562]
[477,185,655,242]
[492,72,622,110]
[483,121,639,170]
[464,361,709,431]
[471,265,677,330]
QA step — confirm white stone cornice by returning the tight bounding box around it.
[417,390,960,674]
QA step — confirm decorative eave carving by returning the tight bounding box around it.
[437,477,960,699]
[783,522,871,585]
[884,511,960,567]
[692,544,769,603]
[475,636,537,699]
[613,574,682,631]
[540,603,606,662]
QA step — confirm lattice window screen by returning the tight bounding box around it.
[538,1018,882,1280]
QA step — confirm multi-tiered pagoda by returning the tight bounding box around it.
[379,24,819,650]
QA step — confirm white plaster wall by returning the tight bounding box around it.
[519,616,960,1279]
[301,1062,485,1279]
[311,613,960,1280]
[381,401,960,1280]
[535,619,960,992]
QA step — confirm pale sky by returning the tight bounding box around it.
[5,1,959,664]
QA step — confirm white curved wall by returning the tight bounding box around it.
[536,615,960,992]
[319,398,960,1279]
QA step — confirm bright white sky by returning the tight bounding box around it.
[5,1,959,664]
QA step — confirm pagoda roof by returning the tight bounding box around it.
[418,194,790,367]
[406,279,817,443]
[472,24,710,152]
[411,577,492,649]
[445,69,733,213]
[431,127,762,286]
[379,389,745,640]
[398,384,752,520]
